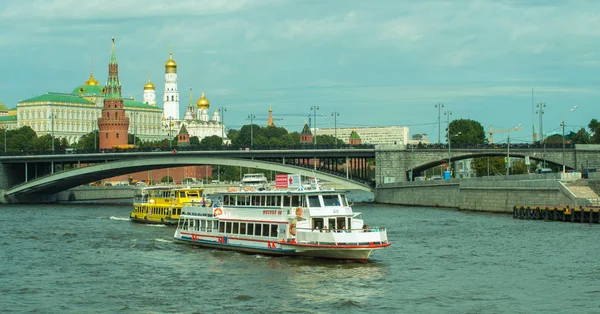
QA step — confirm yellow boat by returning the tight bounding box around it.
[130,186,210,225]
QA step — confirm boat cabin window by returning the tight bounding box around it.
[240,222,246,234]
[342,195,349,206]
[179,191,186,198]
[322,195,340,206]
[247,223,254,235]
[312,218,324,230]
[219,221,225,233]
[188,191,199,197]
[270,224,278,237]
[308,195,321,208]
[233,222,239,233]
[262,224,269,236]
[254,224,262,236]
[226,222,232,233]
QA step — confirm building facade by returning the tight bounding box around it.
[317,126,410,145]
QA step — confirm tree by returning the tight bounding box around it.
[161,176,173,183]
[589,119,600,144]
[570,128,590,144]
[76,130,98,151]
[128,133,141,146]
[190,136,200,148]
[448,119,486,145]
[199,135,223,150]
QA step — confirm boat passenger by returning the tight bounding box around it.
[362,225,368,232]
[214,197,221,207]
[323,225,329,233]
[342,226,348,233]
[313,226,320,232]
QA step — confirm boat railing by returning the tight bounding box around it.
[295,227,388,245]
[181,205,216,217]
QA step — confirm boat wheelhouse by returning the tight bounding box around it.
[173,188,390,262]
[130,186,209,225]
[240,173,268,189]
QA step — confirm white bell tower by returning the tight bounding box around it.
[163,47,179,119]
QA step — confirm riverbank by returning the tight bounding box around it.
[375,173,600,213]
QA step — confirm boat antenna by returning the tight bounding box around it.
[312,171,321,190]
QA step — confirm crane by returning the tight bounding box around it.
[489,124,523,144]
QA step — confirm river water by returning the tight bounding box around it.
[1,197,599,313]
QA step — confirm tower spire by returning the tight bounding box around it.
[105,37,122,99]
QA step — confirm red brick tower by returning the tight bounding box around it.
[349,130,362,145]
[300,121,313,144]
[98,37,129,150]
[177,124,190,148]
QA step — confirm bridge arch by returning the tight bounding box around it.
[6,156,372,199]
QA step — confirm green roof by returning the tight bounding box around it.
[301,123,312,135]
[0,115,17,122]
[349,130,361,139]
[123,98,161,111]
[71,85,106,96]
[19,93,94,105]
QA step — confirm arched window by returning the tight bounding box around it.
[171,95,174,101]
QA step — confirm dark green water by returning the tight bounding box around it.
[1,202,599,313]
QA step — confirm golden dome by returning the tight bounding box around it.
[84,72,100,86]
[196,90,210,109]
[165,49,177,73]
[144,78,155,90]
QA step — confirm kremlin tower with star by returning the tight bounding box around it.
[98,37,130,149]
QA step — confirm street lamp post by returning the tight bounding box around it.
[311,106,319,147]
[561,105,578,172]
[248,114,255,149]
[219,107,227,143]
[448,131,461,177]
[50,112,56,153]
[164,117,174,149]
[331,112,339,148]
[435,103,444,145]
[3,127,8,153]
[536,102,546,168]
[444,110,452,171]
[505,124,522,176]
[133,112,138,148]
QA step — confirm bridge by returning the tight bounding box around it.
[0,149,375,203]
[2,144,599,203]
[375,144,600,185]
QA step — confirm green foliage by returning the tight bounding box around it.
[128,133,141,145]
[571,128,590,144]
[76,130,98,150]
[190,136,200,148]
[449,119,486,145]
[316,134,345,146]
[589,119,600,144]
[472,156,506,176]
[199,135,223,149]
[161,176,173,183]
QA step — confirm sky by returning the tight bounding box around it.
[1,0,599,144]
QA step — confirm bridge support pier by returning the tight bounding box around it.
[375,145,411,185]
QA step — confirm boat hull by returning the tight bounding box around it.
[174,233,390,263]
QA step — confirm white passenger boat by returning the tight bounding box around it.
[173,186,390,262]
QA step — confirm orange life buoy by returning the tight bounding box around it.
[289,223,296,235]
[213,207,223,216]
[295,207,303,217]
